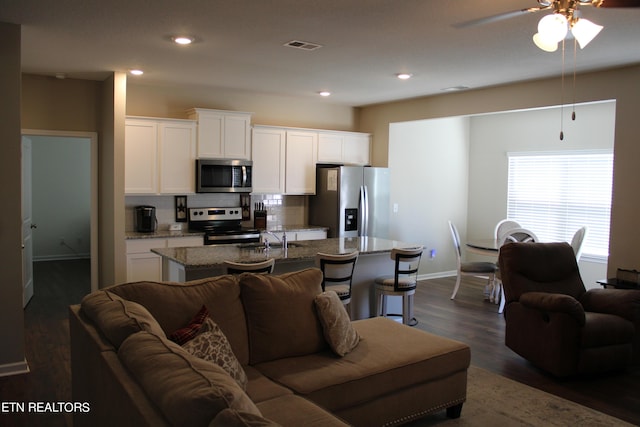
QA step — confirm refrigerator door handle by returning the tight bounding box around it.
[358,186,365,237]
[362,185,369,237]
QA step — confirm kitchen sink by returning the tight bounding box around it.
[237,242,303,249]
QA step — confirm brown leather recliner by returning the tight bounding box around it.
[498,242,640,377]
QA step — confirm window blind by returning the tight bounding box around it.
[507,151,613,261]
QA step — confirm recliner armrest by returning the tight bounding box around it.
[519,292,586,325]
[580,288,640,323]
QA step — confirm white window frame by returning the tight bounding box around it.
[506,150,613,263]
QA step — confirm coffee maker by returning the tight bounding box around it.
[134,206,157,233]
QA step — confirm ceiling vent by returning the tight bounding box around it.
[283,40,323,51]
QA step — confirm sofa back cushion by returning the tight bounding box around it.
[240,268,326,364]
[80,290,166,348]
[119,331,261,427]
[106,275,250,365]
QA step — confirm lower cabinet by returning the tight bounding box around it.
[126,236,203,282]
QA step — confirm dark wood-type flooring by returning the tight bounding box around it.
[0,261,638,426]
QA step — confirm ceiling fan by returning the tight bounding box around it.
[455,0,640,51]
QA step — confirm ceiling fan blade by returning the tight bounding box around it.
[591,0,640,7]
[453,7,548,29]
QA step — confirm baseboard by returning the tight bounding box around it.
[34,254,90,262]
[0,359,30,378]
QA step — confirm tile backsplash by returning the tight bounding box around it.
[125,194,307,231]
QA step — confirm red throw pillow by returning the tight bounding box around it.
[169,305,209,345]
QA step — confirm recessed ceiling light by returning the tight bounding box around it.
[173,36,194,45]
[396,73,413,80]
[318,91,331,97]
[441,85,470,92]
[129,69,144,76]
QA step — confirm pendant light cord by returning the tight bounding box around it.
[560,39,565,141]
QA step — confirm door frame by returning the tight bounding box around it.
[22,129,99,292]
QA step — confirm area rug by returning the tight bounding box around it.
[408,365,632,426]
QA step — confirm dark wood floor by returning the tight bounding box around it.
[0,261,638,426]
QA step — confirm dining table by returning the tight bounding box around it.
[465,238,499,256]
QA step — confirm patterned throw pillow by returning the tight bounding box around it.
[183,317,248,390]
[314,291,360,356]
[168,305,209,345]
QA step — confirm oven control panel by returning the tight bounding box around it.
[188,207,242,222]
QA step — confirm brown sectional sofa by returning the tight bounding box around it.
[69,268,470,426]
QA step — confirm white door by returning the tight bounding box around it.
[21,136,34,307]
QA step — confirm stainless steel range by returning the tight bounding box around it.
[188,207,260,245]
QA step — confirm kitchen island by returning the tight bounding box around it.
[152,236,421,320]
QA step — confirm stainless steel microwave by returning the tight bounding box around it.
[196,159,252,193]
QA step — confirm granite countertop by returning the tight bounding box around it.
[125,230,205,239]
[151,237,422,269]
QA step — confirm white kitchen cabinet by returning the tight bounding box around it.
[285,130,318,194]
[252,127,286,194]
[317,131,371,166]
[295,230,327,241]
[187,108,252,160]
[125,117,196,195]
[126,236,203,281]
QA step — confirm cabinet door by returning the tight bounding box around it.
[343,134,371,165]
[224,114,251,159]
[126,238,165,282]
[125,120,158,194]
[159,121,196,194]
[317,132,343,163]
[196,112,224,158]
[252,127,286,194]
[285,130,318,194]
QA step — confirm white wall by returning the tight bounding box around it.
[31,136,91,260]
[387,101,615,287]
[388,116,470,277]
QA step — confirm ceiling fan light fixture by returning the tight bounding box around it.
[538,13,569,43]
[571,18,603,49]
[533,32,559,52]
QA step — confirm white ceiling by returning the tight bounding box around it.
[2,0,640,107]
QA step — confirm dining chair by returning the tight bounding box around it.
[494,219,521,242]
[315,251,359,317]
[570,226,588,261]
[495,227,539,313]
[448,221,498,302]
[223,258,275,274]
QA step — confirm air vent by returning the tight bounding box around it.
[283,40,323,51]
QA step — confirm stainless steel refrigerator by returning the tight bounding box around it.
[309,165,390,238]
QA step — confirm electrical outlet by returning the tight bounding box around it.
[430,249,436,258]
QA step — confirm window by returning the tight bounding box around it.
[507,150,613,261]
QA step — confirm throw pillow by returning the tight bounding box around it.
[240,268,327,364]
[183,317,248,390]
[169,305,209,345]
[210,409,282,427]
[314,291,360,356]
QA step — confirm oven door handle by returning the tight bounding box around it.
[206,233,260,243]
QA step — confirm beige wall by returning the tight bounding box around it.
[0,22,27,374]
[359,64,640,276]
[126,82,359,131]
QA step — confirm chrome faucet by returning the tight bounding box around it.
[261,230,287,250]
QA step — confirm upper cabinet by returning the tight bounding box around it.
[187,108,252,160]
[125,117,196,195]
[252,126,317,195]
[317,131,371,166]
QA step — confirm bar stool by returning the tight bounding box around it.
[315,251,359,316]
[375,247,423,326]
[223,258,275,274]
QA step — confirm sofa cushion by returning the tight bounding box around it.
[170,305,210,345]
[314,291,360,356]
[256,394,350,427]
[80,290,165,347]
[119,331,260,427]
[209,409,282,427]
[243,366,293,404]
[106,275,251,365]
[254,317,470,413]
[240,268,326,364]
[183,317,248,390]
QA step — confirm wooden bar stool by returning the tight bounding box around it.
[375,247,423,326]
[315,251,359,316]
